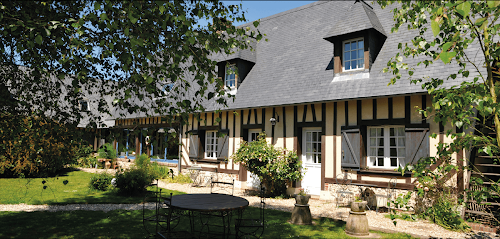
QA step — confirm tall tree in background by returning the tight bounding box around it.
[378,0,500,228]
[0,1,262,126]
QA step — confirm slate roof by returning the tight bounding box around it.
[324,0,386,39]
[204,0,483,112]
[212,39,257,63]
[113,0,484,119]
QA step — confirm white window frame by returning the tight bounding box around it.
[225,64,236,89]
[367,126,405,169]
[205,130,218,159]
[342,37,365,72]
[303,129,322,164]
[248,129,261,143]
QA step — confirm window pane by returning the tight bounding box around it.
[317,154,321,163]
[358,49,363,59]
[398,138,405,146]
[345,61,350,70]
[358,40,363,49]
[351,51,356,60]
[390,128,395,136]
[391,158,398,167]
[398,148,405,157]
[306,143,311,152]
[306,153,312,162]
[378,138,384,146]
[345,51,350,61]
[390,138,396,146]
[312,132,317,141]
[369,157,376,166]
[345,42,350,51]
[398,127,405,136]
[370,147,376,156]
[370,138,376,146]
[317,143,321,152]
[358,59,364,69]
[370,128,376,137]
[390,148,397,157]
[306,132,311,141]
[378,148,384,156]
[378,157,384,166]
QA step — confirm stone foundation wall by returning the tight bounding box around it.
[322,183,417,210]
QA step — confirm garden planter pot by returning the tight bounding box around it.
[290,194,312,225]
[350,201,367,212]
[345,201,369,236]
[295,194,311,205]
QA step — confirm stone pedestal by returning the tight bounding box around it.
[345,201,369,236]
[290,203,312,225]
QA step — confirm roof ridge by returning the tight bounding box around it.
[251,1,330,24]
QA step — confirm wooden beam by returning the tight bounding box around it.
[311,104,317,122]
[303,104,308,123]
[345,101,349,127]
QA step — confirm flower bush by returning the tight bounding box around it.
[232,132,303,197]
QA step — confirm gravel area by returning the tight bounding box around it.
[1,166,498,239]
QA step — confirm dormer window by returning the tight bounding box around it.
[343,38,364,71]
[225,64,236,88]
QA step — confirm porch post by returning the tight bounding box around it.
[126,129,129,158]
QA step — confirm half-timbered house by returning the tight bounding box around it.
[113,0,471,200]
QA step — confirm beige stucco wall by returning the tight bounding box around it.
[393,96,405,119]
[377,98,389,119]
[361,99,373,120]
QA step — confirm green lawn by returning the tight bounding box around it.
[0,169,417,238]
[0,169,182,205]
[0,207,417,239]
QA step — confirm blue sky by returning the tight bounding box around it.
[222,1,313,23]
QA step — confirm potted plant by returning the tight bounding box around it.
[295,189,311,205]
[350,195,367,212]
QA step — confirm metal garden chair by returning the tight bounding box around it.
[235,185,266,239]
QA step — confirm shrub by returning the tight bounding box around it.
[148,162,171,179]
[232,132,303,197]
[75,142,93,160]
[134,154,170,179]
[426,195,469,231]
[89,172,113,191]
[0,113,79,178]
[389,157,471,232]
[134,153,150,168]
[78,156,98,168]
[98,143,117,160]
[115,168,154,195]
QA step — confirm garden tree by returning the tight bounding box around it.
[232,133,303,197]
[378,0,500,228]
[0,0,262,126]
[0,0,262,177]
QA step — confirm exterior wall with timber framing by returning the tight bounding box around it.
[177,93,466,197]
